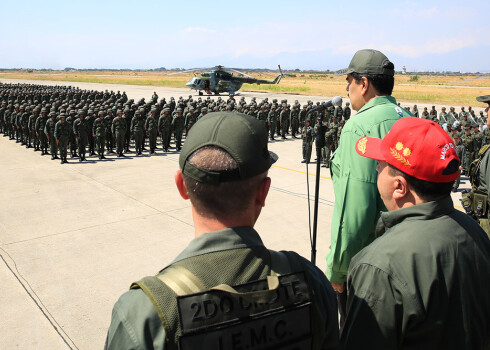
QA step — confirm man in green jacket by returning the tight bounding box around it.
[327,49,411,321]
[105,112,340,350]
[342,117,490,349]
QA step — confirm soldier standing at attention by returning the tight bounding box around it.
[158,107,172,152]
[280,104,289,139]
[66,109,78,158]
[130,110,144,156]
[112,110,127,157]
[290,104,300,138]
[145,107,158,154]
[461,125,476,174]
[327,49,411,322]
[35,107,49,155]
[257,105,269,133]
[29,107,40,151]
[93,111,107,159]
[301,118,314,163]
[268,104,278,140]
[105,112,340,350]
[412,104,419,118]
[439,106,448,126]
[55,114,70,164]
[473,124,483,153]
[429,105,438,121]
[86,109,96,156]
[343,102,351,121]
[172,108,185,151]
[123,108,132,153]
[44,111,59,160]
[105,109,115,154]
[73,110,89,162]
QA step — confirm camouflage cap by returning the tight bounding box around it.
[476,95,490,104]
[179,112,278,184]
[336,49,394,76]
[59,114,66,119]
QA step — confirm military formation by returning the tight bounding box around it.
[0,83,487,184]
[0,83,353,165]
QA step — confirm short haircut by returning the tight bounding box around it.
[351,60,395,95]
[387,163,456,201]
[182,146,267,219]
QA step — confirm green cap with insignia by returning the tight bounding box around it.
[336,49,394,76]
[476,95,490,104]
[179,112,278,184]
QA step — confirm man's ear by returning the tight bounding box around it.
[360,76,369,96]
[256,176,271,207]
[175,170,189,200]
[393,175,409,200]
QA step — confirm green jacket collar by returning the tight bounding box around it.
[376,196,455,237]
[357,95,397,115]
[172,226,264,264]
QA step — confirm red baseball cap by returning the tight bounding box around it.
[355,117,460,183]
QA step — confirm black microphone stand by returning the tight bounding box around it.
[311,114,326,265]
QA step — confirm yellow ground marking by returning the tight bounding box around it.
[272,164,331,179]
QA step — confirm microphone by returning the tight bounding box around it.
[307,96,343,114]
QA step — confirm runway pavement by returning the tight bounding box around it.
[0,80,470,349]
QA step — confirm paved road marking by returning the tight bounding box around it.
[272,164,332,180]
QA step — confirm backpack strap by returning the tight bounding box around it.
[269,250,292,276]
[130,265,206,350]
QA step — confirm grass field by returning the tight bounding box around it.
[1,70,489,107]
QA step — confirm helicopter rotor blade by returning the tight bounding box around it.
[167,67,214,75]
[227,68,253,78]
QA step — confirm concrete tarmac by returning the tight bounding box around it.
[0,79,470,349]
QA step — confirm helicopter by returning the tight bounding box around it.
[168,65,287,95]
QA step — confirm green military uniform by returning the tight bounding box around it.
[342,197,490,349]
[158,109,172,152]
[73,114,89,161]
[44,113,58,159]
[145,112,158,154]
[327,96,411,284]
[54,115,70,163]
[267,107,278,140]
[104,112,114,153]
[453,137,464,191]
[483,127,490,147]
[290,106,300,138]
[28,110,38,149]
[322,120,338,168]
[112,113,127,157]
[105,227,340,350]
[461,129,476,173]
[35,111,49,155]
[301,121,314,163]
[131,112,145,155]
[171,109,185,151]
[93,112,107,159]
[343,103,351,121]
[279,107,290,139]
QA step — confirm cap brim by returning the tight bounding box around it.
[355,136,385,161]
[269,151,278,165]
[476,95,490,103]
[334,68,349,76]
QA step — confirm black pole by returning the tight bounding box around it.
[311,115,326,264]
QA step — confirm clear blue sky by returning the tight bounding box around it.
[1,0,489,72]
